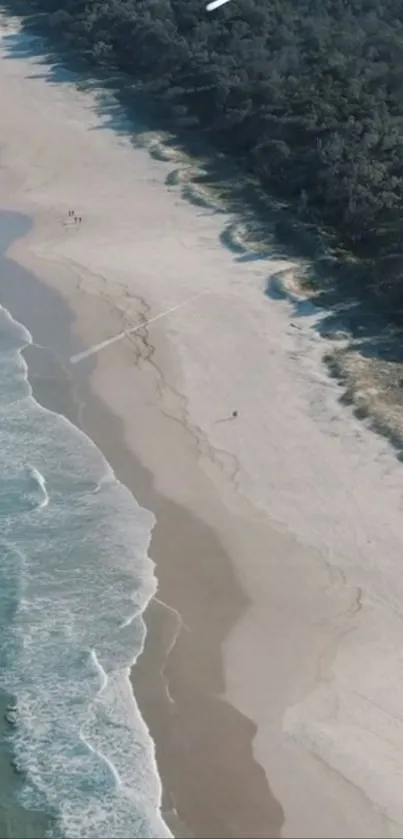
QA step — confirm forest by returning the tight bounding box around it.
[10,0,403,301]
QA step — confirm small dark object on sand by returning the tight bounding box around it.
[215,409,239,424]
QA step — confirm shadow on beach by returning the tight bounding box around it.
[2,1,403,462]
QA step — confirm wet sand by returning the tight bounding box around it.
[0,211,284,838]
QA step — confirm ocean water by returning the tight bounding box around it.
[0,295,170,836]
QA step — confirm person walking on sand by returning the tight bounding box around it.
[215,410,239,424]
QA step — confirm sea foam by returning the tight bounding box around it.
[0,304,171,838]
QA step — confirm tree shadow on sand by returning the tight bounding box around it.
[2,1,403,460]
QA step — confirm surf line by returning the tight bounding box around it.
[206,0,232,10]
[70,291,210,364]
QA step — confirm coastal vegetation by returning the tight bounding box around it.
[11,0,403,305]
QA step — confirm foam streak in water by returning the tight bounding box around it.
[26,465,49,509]
[0,302,171,838]
[79,651,122,790]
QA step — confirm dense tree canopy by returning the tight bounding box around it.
[15,0,403,298]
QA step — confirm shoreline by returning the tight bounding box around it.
[1,14,403,837]
[0,211,284,838]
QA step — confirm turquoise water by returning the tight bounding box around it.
[0,216,170,838]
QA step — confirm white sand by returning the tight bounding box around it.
[1,15,403,838]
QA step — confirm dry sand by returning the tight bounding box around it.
[1,13,403,839]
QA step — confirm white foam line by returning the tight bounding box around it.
[206,0,231,9]
[90,648,108,693]
[78,650,122,787]
[70,291,210,364]
[154,597,187,705]
[28,465,49,509]
[79,725,122,789]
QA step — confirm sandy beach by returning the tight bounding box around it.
[1,13,403,838]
